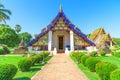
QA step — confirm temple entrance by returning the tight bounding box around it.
[58,36,64,53]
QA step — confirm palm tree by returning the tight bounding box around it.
[0,4,11,24]
[15,24,21,33]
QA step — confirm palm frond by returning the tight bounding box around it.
[0,12,10,19]
[0,9,11,15]
[0,4,4,8]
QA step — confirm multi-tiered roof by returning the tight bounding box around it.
[89,27,116,48]
[27,6,95,46]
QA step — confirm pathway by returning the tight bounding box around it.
[31,54,88,80]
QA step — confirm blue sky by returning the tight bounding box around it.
[1,0,120,37]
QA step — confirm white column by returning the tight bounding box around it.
[48,31,52,51]
[110,41,113,47]
[70,30,74,51]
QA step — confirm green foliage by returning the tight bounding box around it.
[0,4,12,24]
[109,45,120,51]
[71,51,86,63]
[91,51,97,56]
[99,50,106,56]
[85,57,101,72]
[18,32,32,43]
[0,64,17,80]
[29,56,37,66]
[71,55,100,80]
[111,52,114,56]
[34,54,43,63]
[70,51,78,58]
[0,44,10,54]
[15,24,21,33]
[0,47,4,54]
[110,69,120,80]
[77,52,85,63]
[0,25,20,47]
[27,51,36,55]
[112,38,120,46]
[18,58,32,72]
[112,51,120,57]
[81,55,89,66]
[31,52,50,64]
[95,62,118,80]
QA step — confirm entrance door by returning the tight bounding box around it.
[58,36,64,53]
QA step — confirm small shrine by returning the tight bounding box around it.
[14,39,28,54]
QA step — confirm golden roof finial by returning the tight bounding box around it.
[60,4,62,12]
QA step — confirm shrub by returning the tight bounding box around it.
[76,52,85,63]
[2,45,11,54]
[29,56,36,66]
[27,51,36,55]
[99,50,106,56]
[0,44,11,54]
[46,52,50,57]
[18,58,32,72]
[71,51,78,58]
[41,52,50,58]
[111,52,114,56]
[91,51,97,56]
[0,64,17,80]
[33,52,50,64]
[110,69,120,80]
[85,57,101,72]
[0,47,4,54]
[34,54,43,63]
[112,51,120,57]
[95,62,118,80]
[81,55,89,66]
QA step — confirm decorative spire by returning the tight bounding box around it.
[19,38,25,47]
[60,5,62,12]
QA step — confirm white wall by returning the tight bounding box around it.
[52,31,70,51]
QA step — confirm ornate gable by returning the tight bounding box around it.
[51,17,70,31]
[27,6,95,46]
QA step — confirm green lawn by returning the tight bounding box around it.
[0,55,51,80]
[71,55,120,80]
[96,56,120,68]
[71,56,100,80]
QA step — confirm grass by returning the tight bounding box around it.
[96,56,120,68]
[71,55,120,80]
[0,55,52,80]
[0,56,26,66]
[71,56,100,80]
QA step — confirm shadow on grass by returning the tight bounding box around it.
[14,77,30,80]
[30,67,41,72]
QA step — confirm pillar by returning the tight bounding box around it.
[70,30,74,51]
[48,31,52,51]
[110,41,113,47]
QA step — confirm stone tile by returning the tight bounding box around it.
[31,54,88,80]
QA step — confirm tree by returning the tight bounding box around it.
[18,32,32,43]
[34,34,38,38]
[113,38,120,46]
[0,25,20,47]
[0,4,11,24]
[15,24,21,33]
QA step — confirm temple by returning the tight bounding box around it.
[89,27,116,49]
[27,6,95,54]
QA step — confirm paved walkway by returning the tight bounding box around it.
[31,54,88,80]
